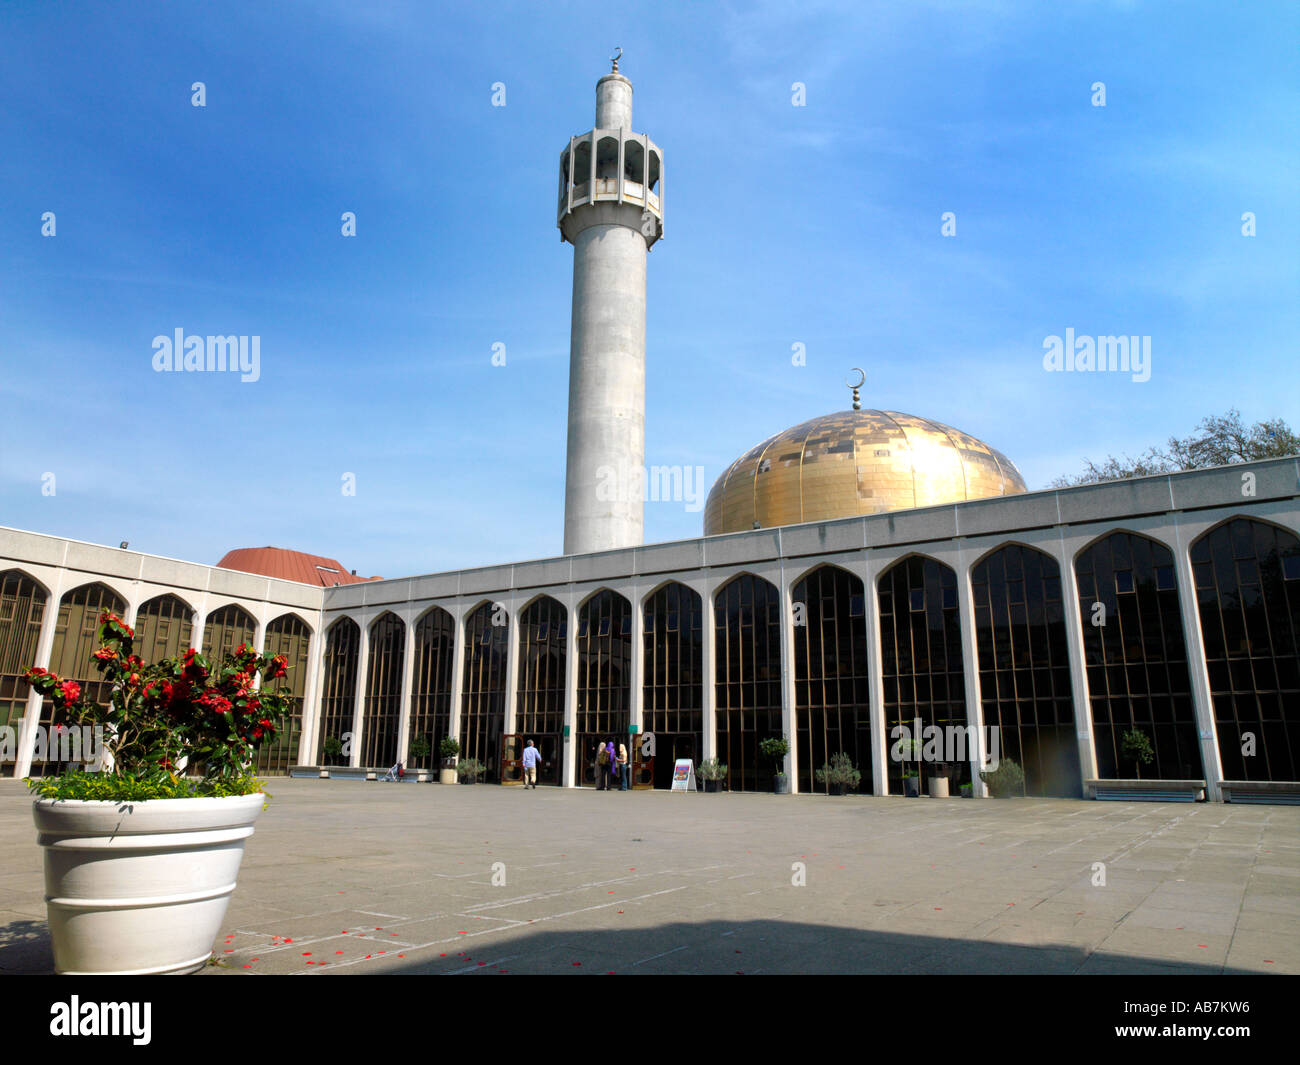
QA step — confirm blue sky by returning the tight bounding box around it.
[2,0,1296,578]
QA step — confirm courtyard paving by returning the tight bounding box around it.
[1,778,1298,975]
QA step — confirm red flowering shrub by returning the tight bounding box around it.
[24,611,294,794]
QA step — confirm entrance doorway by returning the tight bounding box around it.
[648,732,700,790]
[501,733,561,786]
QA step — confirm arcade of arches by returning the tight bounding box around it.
[3,517,1298,793]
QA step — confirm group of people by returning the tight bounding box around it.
[595,739,630,791]
[517,739,630,790]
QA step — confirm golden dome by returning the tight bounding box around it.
[704,409,1027,535]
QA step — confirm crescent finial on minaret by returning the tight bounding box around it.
[611,47,621,73]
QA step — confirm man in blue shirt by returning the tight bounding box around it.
[521,739,541,789]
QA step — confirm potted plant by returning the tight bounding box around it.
[455,757,486,784]
[439,736,461,785]
[980,757,1026,798]
[903,765,920,797]
[896,737,922,796]
[23,610,292,975]
[759,736,790,794]
[1121,728,1155,779]
[697,758,728,792]
[959,782,972,798]
[815,752,861,795]
[322,734,344,767]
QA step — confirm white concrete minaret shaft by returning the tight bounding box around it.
[559,57,664,555]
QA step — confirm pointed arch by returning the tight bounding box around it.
[713,571,782,792]
[408,605,455,770]
[460,600,507,778]
[133,593,195,665]
[0,569,49,777]
[575,589,632,786]
[642,581,703,788]
[971,542,1079,796]
[1189,516,1300,781]
[316,616,360,764]
[256,612,313,775]
[876,554,966,794]
[360,612,404,767]
[1074,529,1200,780]
[202,602,258,664]
[792,563,870,795]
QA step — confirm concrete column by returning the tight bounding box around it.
[447,609,467,745]
[396,613,417,765]
[349,620,369,768]
[628,586,644,737]
[297,623,325,766]
[562,595,579,787]
[15,572,65,780]
[955,546,989,798]
[1056,534,1100,788]
[1171,518,1225,799]
[701,583,716,762]
[863,556,890,796]
[503,606,520,736]
[779,564,798,793]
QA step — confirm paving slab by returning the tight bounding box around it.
[2,779,1298,975]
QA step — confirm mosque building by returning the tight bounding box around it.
[2,62,1298,802]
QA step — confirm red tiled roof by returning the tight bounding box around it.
[216,547,381,587]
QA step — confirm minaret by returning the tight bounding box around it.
[558,53,664,555]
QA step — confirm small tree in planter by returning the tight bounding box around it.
[759,736,790,794]
[438,736,461,784]
[455,757,486,784]
[697,758,728,792]
[322,735,344,766]
[980,757,1026,798]
[1121,728,1155,779]
[815,752,861,795]
[23,611,292,974]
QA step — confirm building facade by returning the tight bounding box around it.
[4,457,1297,801]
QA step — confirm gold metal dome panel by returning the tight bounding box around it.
[703,409,1027,535]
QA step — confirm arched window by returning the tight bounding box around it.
[714,574,782,792]
[793,565,870,795]
[878,556,965,793]
[361,613,404,768]
[642,582,703,788]
[257,613,312,775]
[202,604,257,664]
[317,618,359,764]
[0,571,47,778]
[409,607,455,771]
[1191,518,1300,781]
[576,590,631,785]
[972,545,1078,796]
[461,602,507,779]
[134,594,194,664]
[1075,531,1200,780]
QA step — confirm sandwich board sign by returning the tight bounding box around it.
[671,759,697,792]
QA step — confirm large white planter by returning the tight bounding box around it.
[33,792,265,975]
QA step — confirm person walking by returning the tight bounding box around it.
[617,741,629,791]
[521,739,541,789]
[596,740,610,790]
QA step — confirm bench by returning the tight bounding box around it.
[1219,780,1300,805]
[1084,779,1206,802]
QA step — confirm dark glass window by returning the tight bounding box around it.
[461,601,508,778]
[879,557,965,794]
[794,566,871,795]
[715,574,783,792]
[317,617,359,763]
[643,583,704,789]
[408,607,455,771]
[361,613,404,768]
[575,590,631,784]
[256,613,311,775]
[1191,518,1300,782]
[0,571,47,778]
[1076,531,1201,780]
[972,545,1079,796]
